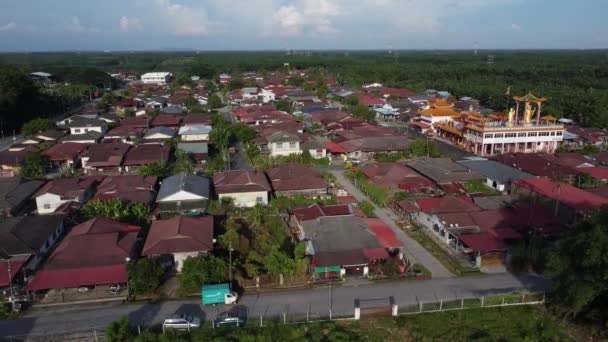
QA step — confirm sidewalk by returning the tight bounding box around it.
[330,170,454,278]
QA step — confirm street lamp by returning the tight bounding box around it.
[3,259,15,312]
[229,241,234,290]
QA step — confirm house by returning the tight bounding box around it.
[43,142,88,169]
[358,94,384,107]
[406,157,483,185]
[301,138,327,159]
[143,127,176,142]
[0,146,38,177]
[119,115,151,129]
[213,170,272,207]
[27,218,141,292]
[177,142,208,163]
[267,164,329,198]
[103,126,145,143]
[94,175,158,204]
[493,153,577,184]
[266,132,301,157]
[151,114,182,127]
[301,215,390,278]
[289,203,352,234]
[34,130,65,144]
[64,117,107,135]
[457,158,533,193]
[80,143,131,174]
[219,73,232,84]
[182,114,212,126]
[60,131,102,144]
[0,215,65,277]
[0,177,44,217]
[179,125,212,142]
[511,177,608,221]
[339,136,411,162]
[34,177,99,214]
[99,113,121,124]
[156,172,211,214]
[123,144,171,172]
[360,163,426,188]
[142,72,172,85]
[142,216,214,272]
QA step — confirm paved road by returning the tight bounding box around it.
[330,170,453,278]
[0,273,548,337]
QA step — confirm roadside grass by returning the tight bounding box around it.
[145,306,571,341]
[407,226,480,276]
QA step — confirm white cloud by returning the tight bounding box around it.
[510,23,521,31]
[120,16,142,32]
[155,0,209,35]
[63,16,100,33]
[0,22,16,32]
[272,0,340,36]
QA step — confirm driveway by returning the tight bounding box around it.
[329,170,453,278]
[0,273,548,337]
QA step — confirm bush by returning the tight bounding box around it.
[20,153,48,179]
[179,255,228,291]
[127,259,164,296]
[81,199,151,226]
[358,201,377,218]
[21,118,55,136]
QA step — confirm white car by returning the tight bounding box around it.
[162,314,201,331]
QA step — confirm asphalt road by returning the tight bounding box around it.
[0,273,549,337]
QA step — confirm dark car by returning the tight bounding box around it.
[214,305,248,328]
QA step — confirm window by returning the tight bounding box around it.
[505,133,517,138]
[484,134,493,139]
[539,132,550,136]
[74,128,81,133]
[494,133,504,138]
[43,203,51,209]
[528,132,538,137]
[518,132,527,137]
[84,129,88,132]
[550,131,556,136]
[276,142,283,149]
[556,131,563,136]
[256,196,264,204]
[289,142,296,149]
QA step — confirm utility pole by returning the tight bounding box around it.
[229,240,233,290]
[4,259,15,312]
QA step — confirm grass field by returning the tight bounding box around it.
[138,306,571,341]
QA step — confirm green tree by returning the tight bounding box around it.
[21,118,55,136]
[179,255,227,290]
[175,74,195,88]
[105,316,132,342]
[172,149,194,174]
[207,94,222,108]
[317,84,329,99]
[20,153,48,179]
[0,297,9,320]
[81,199,151,226]
[275,99,292,113]
[409,139,439,157]
[232,124,257,143]
[205,80,217,93]
[287,77,305,87]
[227,80,245,91]
[546,206,608,325]
[137,162,169,177]
[263,246,296,276]
[127,259,164,296]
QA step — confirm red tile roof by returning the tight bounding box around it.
[364,218,401,248]
[213,170,271,194]
[416,196,480,214]
[151,114,182,127]
[182,114,212,126]
[290,204,351,222]
[358,95,384,106]
[577,167,608,180]
[123,144,170,166]
[28,218,140,290]
[0,257,27,287]
[267,164,328,192]
[360,163,422,188]
[82,143,131,167]
[322,141,347,154]
[34,177,98,199]
[95,176,158,203]
[493,153,576,178]
[513,177,608,212]
[142,216,214,255]
[119,115,150,128]
[459,232,507,252]
[43,142,88,161]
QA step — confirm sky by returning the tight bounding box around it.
[0,0,606,51]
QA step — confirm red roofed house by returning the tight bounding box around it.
[266,164,329,199]
[43,142,89,169]
[34,177,99,214]
[358,94,385,107]
[213,170,272,207]
[123,144,171,172]
[288,203,353,237]
[151,114,182,127]
[142,216,213,272]
[28,218,141,293]
[360,162,428,188]
[80,143,131,175]
[95,175,158,204]
[512,177,608,221]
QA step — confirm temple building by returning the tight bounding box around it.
[417,93,564,156]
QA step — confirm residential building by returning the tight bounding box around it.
[266,132,301,157]
[27,218,141,292]
[0,177,44,217]
[103,126,144,143]
[143,127,176,142]
[80,143,131,174]
[43,142,89,169]
[60,131,102,144]
[33,177,98,214]
[177,142,208,163]
[179,125,212,142]
[267,164,329,198]
[141,72,172,85]
[0,146,38,177]
[123,144,170,172]
[406,157,483,185]
[338,136,410,162]
[457,158,532,192]
[156,172,211,214]
[142,216,214,272]
[64,117,107,135]
[213,170,272,207]
[94,175,158,204]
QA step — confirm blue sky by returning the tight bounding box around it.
[0,0,606,51]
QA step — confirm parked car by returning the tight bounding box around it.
[162,314,201,331]
[214,305,247,328]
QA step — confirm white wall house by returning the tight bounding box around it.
[69,124,106,135]
[179,125,212,142]
[260,88,276,103]
[35,193,79,214]
[141,72,172,85]
[219,191,268,208]
[267,132,301,157]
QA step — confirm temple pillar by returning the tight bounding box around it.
[502,143,505,154]
[536,102,542,126]
[490,143,495,156]
[515,102,520,126]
